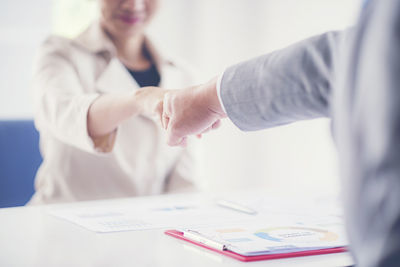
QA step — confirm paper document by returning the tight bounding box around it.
[49,197,253,233]
[49,193,347,238]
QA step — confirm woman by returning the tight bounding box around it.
[29,0,198,204]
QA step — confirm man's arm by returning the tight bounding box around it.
[220,31,342,131]
[163,30,345,146]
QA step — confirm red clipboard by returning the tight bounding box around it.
[165,229,347,262]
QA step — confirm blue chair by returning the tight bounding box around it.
[0,120,42,208]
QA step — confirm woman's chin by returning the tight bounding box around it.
[115,21,147,36]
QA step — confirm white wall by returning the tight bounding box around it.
[147,0,360,194]
[0,0,52,118]
[0,0,360,194]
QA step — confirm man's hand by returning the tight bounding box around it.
[162,77,227,146]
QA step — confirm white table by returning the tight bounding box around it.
[0,193,354,267]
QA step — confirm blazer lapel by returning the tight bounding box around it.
[159,64,183,89]
[95,57,139,94]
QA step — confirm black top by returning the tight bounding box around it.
[126,64,161,87]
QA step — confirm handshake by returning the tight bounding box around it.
[139,77,227,146]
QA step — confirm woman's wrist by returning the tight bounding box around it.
[131,87,166,118]
[128,91,143,116]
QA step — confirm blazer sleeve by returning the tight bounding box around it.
[32,37,103,155]
[32,37,101,153]
[220,31,343,131]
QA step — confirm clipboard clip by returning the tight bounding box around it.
[182,229,227,251]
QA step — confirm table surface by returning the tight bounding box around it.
[0,193,354,267]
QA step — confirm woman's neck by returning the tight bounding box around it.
[106,29,152,71]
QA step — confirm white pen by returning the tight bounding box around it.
[182,229,226,251]
[216,199,258,215]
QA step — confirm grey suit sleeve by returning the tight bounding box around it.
[220,31,342,131]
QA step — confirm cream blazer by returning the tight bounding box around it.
[29,23,199,205]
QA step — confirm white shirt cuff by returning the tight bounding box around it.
[216,72,227,114]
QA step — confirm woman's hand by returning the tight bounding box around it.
[134,86,168,121]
